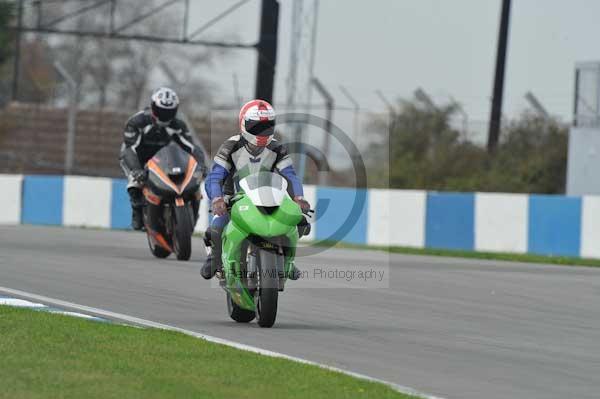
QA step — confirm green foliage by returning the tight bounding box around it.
[367,94,569,194]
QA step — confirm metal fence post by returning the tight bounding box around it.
[54,61,77,175]
[312,77,333,186]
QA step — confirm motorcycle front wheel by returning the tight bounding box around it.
[256,249,280,328]
[144,206,171,259]
[172,203,194,261]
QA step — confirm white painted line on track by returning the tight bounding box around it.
[0,296,107,321]
[44,309,106,320]
[0,286,445,399]
[0,297,47,308]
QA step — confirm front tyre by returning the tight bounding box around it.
[227,292,255,322]
[173,203,194,261]
[256,249,280,328]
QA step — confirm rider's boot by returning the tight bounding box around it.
[288,265,302,280]
[128,188,144,231]
[201,229,223,279]
[281,243,302,280]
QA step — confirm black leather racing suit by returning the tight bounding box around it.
[119,108,206,218]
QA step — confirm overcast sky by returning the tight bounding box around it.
[188,0,600,126]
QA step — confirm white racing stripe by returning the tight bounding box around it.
[0,287,444,399]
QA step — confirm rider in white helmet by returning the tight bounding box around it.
[119,87,206,230]
[201,99,310,279]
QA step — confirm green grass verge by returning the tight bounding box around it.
[0,306,418,399]
[315,241,600,268]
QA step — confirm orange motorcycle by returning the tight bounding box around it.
[142,142,202,261]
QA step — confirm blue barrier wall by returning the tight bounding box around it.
[315,187,368,244]
[425,193,475,251]
[110,179,131,229]
[4,173,600,259]
[21,176,64,225]
[528,195,582,256]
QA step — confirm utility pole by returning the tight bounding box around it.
[487,0,512,153]
[254,0,279,103]
[11,0,24,101]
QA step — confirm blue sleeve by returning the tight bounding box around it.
[204,164,229,201]
[279,165,304,197]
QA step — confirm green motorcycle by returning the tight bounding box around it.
[219,171,304,328]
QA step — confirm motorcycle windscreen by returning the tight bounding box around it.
[152,142,190,177]
[239,172,288,207]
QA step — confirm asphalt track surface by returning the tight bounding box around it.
[1,226,599,399]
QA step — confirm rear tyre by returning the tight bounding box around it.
[227,292,255,322]
[146,232,171,258]
[256,249,279,328]
[173,204,194,261]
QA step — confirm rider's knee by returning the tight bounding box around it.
[126,174,144,190]
[127,187,144,207]
[211,214,230,231]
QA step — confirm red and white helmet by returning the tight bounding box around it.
[239,99,276,147]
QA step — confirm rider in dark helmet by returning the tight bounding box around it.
[200,99,310,280]
[119,87,206,230]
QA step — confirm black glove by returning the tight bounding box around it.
[131,169,147,184]
[298,217,311,237]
